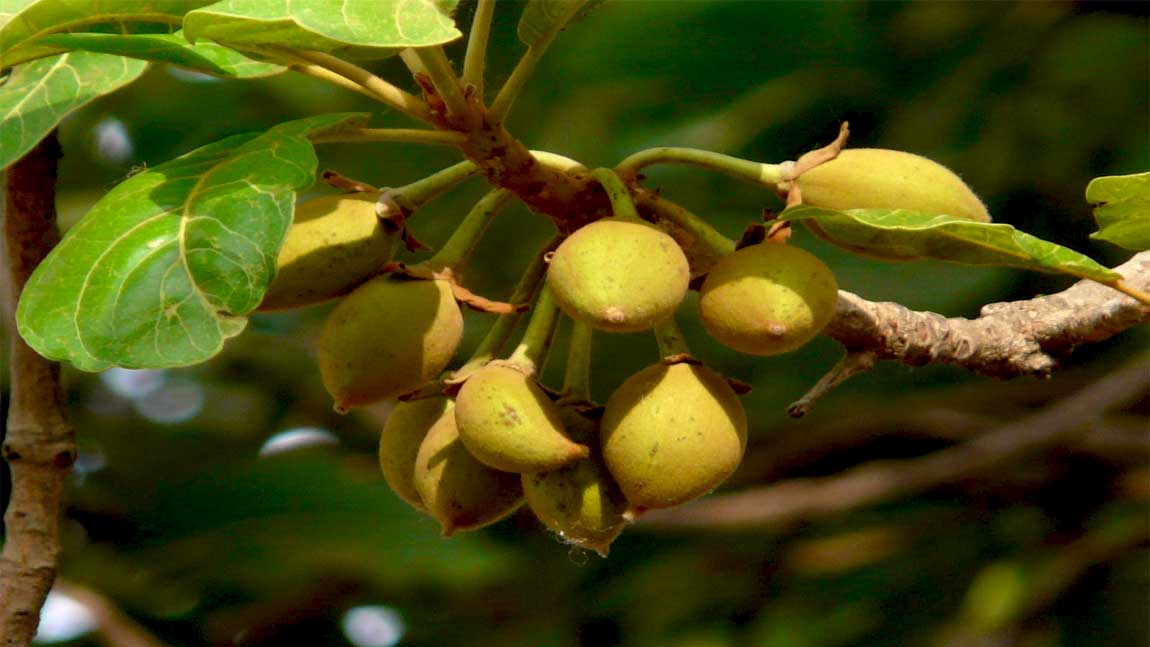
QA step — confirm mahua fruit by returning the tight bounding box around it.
[601,362,747,510]
[522,407,628,556]
[455,363,589,473]
[319,276,463,411]
[547,218,689,333]
[795,148,990,222]
[699,243,838,356]
[412,399,524,535]
[260,193,398,310]
[379,396,452,511]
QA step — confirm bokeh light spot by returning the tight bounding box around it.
[100,368,166,399]
[34,590,96,644]
[93,116,134,163]
[259,427,340,457]
[134,379,204,424]
[341,605,406,647]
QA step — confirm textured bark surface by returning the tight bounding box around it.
[0,132,75,647]
[824,251,1150,378]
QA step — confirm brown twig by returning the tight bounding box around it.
[0,132,76,647]
[54,580,168,647]
[823,251,1150,380]
[638,358,1148,530]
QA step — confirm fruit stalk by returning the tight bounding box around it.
[590,167,641,220]
[615,147,784,188]
[560,319,594,403]
[508,284,562,374]
[449,235,560,379]
[428,189,514,270]
[653,317,691,358]
[385,160,480,214]
[632,187,736,271]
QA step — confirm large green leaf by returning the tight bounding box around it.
[517,0,603,47]
[38,31,284,77]
[779,206,1122,284]
[0,0,211,67]
[16,113,370,371]
[1087,172,1150,252]
[183,0,461,56]
[0,51,148,169]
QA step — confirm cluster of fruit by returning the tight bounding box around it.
[259,148,988,555]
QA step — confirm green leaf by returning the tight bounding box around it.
[0,0,213,67]
[16,112,370,371]
[517,0,603,47]
[1087,172,1150,252]
[183,0,461,57]
[38,31,284,77]
[780,206,1122,284]
[0,52,148,170]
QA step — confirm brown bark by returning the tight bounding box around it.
[0,132,75,647]
[825,251,1150,378]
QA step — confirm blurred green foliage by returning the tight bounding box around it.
[3,2,1148,646]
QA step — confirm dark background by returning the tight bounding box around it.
[3,1,1148,645]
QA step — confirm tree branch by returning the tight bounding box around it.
[824,251,1150,379]
[54,580,168,647]
[0,132,76,646]
[638,358,1147,530]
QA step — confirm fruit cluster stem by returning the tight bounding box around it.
[508,284,562,373]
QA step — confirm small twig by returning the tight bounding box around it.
[639,358,1148,530]
[462,0,496,99]
[54,580,168,647]
[787,350,875,417]
[0,132,76,646]
[824,251,1150,379]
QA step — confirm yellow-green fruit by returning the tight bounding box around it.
[379,396,452,511]
[522,407,628,556]
[319,276,463,412]
[547,218,690,333]
[455,364,589,473]
[412,399,524,536]
[699,243,838,356]
[260,193,398,311]
[795,148,990,222]
[601,362,747,511]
